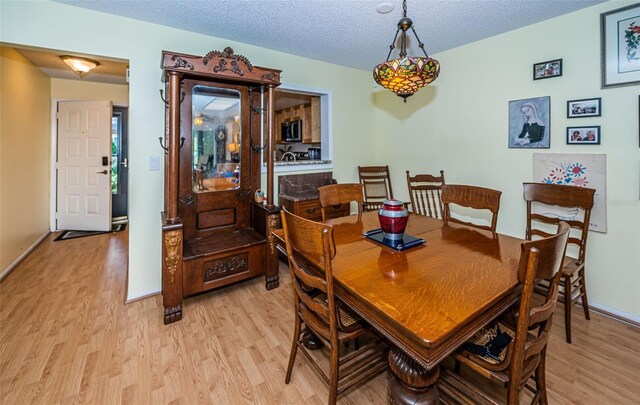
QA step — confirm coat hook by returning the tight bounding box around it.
[159,137,168,152]
[159,90,168,106]
[159,137,185,154]
[159,90,186,106]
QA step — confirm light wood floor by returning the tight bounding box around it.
[1,230,639,404]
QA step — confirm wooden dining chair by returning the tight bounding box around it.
[441,184,502,233]
[441,222,570,405]
[358,165,393,211]
[523,182,596,344]
[406,170,445,218]
[317,183,364,223]
[280,208,388,405]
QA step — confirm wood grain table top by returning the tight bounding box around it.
[273,211,524,370]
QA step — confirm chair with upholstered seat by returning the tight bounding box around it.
[281,208,388,405]
[523,182,595,344]
[441,222,570,405]
[358,165,394,211]
[406,170,445,218]
[441,184,502,233]
[317,183,364,223]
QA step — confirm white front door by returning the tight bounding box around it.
[57,101,113,231]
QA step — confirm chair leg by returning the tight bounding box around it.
[454,359,461,374]
[535,349,549,405]
[355,337,360,351]
[564,276,572,344]
[285,313,302,384]
[328,342,339,405]
[579,268,591,320]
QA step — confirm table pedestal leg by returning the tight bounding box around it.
[388,347,440,405]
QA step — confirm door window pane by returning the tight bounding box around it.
[111,116,120,194]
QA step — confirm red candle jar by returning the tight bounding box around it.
[378,199,408,240]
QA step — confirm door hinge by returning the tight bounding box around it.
[56,112,60,119]
[55,212,60,219]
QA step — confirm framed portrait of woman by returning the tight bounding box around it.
[508,96,550,148]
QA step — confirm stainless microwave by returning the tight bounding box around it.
[281,120,302,142]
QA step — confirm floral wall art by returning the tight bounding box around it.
[533,153,607,233]
[601,3,640,87]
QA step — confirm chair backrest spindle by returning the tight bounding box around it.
[406,170,445,218]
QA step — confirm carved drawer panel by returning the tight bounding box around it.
[203,253,248,282]
[183,244,265,296]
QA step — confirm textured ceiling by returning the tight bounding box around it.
[53,0,606,70]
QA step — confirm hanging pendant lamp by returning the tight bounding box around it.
[373,0,440,102]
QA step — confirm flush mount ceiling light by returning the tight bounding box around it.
[60,55,100,78]
[373,0,440,102]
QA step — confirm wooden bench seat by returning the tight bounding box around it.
[183,228,266,260]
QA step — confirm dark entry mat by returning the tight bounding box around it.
[54,223,127,241]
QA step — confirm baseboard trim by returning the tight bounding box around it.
[0,232,50,281]
[125,290,160,304]
[589,302,640,328]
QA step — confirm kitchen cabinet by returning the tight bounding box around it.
[308,96,321,144]
[275,97,321,145]
[275,111,284,144]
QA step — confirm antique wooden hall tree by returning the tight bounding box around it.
[160,47,281,323]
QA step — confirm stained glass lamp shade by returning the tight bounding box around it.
[373,1,440,102]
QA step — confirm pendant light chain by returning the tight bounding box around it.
[402,0,407,18]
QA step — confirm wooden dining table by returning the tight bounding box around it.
[272,211,524,404]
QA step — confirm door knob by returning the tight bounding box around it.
[96,170,109,174]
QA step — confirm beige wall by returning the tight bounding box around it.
[0,46,51,271]
[0,1,376,299]
[373,0,640,319]
[51,78,129,106]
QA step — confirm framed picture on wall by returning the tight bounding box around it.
[601,3,640,88]
[533,59,562,80]
[567,126,601,145]
[509,96,550,148]
[567,97,602,118]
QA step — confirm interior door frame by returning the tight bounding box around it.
[49,99,128,231]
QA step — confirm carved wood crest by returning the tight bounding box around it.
[171,55,194,70]
[203,47,253,76]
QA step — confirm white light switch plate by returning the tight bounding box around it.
[149,156,160,171]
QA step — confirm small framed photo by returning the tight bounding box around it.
[601,3,640,88]
[567,97,602,118]
[533,59,562,80]
[567,126,601,145]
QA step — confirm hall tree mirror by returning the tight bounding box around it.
[161,47,282,324]
[191,86,241,193]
